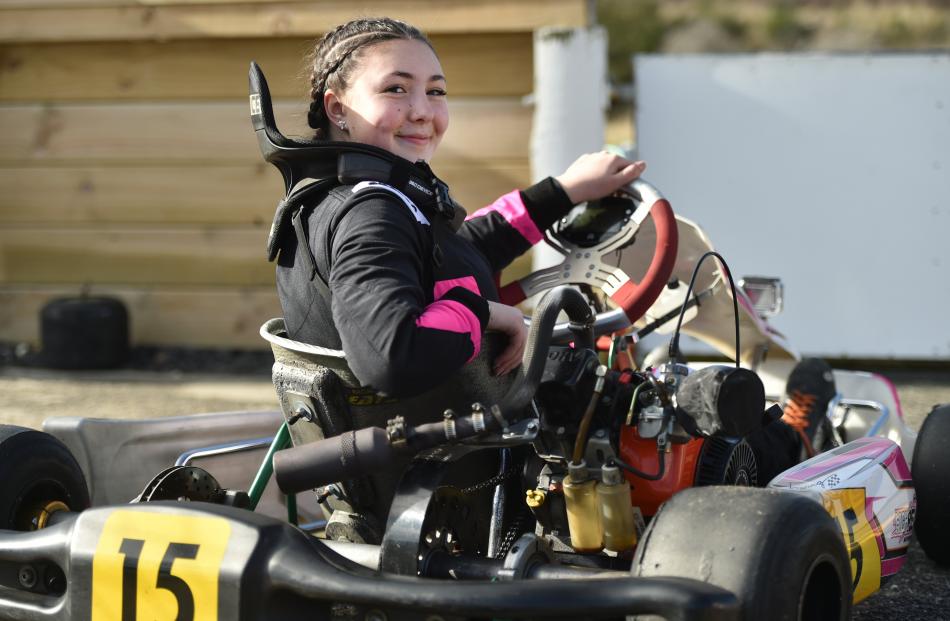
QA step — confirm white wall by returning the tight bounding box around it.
[532,26,608,271]
[636,53,950,360]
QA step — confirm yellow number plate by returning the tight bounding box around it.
[92,510,231,621]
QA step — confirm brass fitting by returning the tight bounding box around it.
[525,489,546,509]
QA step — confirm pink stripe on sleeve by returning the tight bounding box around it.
[416,300,482,361]
[465,190,543,245]
[433,276,480,299]
[415,276,484,361]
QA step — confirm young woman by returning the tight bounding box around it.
[277,17,645,398]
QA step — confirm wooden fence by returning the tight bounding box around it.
[0,0,589,349]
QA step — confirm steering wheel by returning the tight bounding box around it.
[498,178,678,338]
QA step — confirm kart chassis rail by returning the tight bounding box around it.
[0,504,739,621]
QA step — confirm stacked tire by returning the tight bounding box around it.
[40,296,129,369]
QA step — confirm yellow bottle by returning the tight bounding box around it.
[597,463,637,552]
[562,461,604,552]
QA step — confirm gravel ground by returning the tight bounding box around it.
[0,366,279,427]
[0,359,948,617]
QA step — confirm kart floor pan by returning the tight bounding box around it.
[42,411,321,524]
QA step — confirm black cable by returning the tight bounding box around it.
[635,286,713,341]
[609,450,666,481]
[667,250,741,369]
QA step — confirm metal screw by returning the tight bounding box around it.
[18,565,37,589]
[526,421,538,432]
[44,568,65,595]
[287,404,315,425]
[594,428,607,438]
[364,610,387,621]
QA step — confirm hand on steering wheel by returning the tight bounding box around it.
[555,152,647,204]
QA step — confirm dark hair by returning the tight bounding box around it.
[306,17,435,139]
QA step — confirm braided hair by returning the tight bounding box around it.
[306,18,435,139]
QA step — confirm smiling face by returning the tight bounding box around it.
[324,38,448,163]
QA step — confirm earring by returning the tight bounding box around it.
[338,119,347,131]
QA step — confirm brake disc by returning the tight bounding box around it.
[133,465,225,503]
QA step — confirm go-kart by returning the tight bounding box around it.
[0,63,948,621]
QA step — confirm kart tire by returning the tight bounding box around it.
[911,403,950,566]
[0,425,90,530]
[632,486,851,621]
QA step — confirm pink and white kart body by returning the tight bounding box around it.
[615,212,919,464]
[769,437,916,604]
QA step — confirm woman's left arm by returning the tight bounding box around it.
[458,152,646,272]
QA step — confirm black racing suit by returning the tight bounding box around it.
[276,177,573,398]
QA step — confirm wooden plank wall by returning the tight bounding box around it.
[0,0,588,349]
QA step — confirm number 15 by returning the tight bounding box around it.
[118,538,199,621]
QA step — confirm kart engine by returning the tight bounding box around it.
[511,345,769,555]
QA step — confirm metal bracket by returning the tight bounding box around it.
[462,416,541,447]
[584,429,618,470]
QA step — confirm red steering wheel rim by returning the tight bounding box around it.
[609,197,678,322]
[497,194,679,325]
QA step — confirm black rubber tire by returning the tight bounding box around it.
[632,486,852,621]
[0,425,91,530]
[911,403,950,566]
[40,296,129,369]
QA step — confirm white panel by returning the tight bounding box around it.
[532,26,608,271]
[636,53,950,359]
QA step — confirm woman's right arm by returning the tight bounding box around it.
[328,197,489,398]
